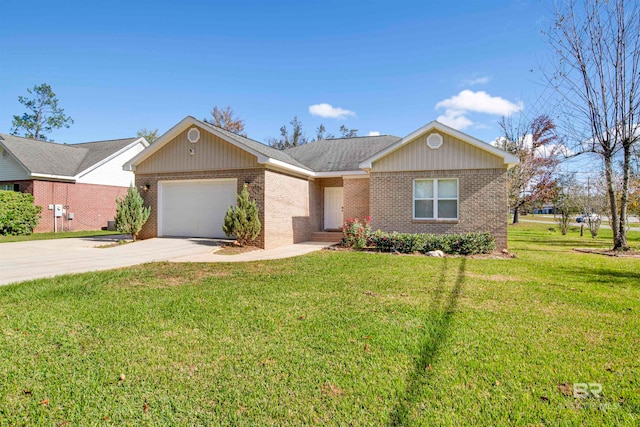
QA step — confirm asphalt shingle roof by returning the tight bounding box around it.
[283,135,401,172]
[0,133,138,177]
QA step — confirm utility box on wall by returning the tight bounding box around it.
[54,204,63,218]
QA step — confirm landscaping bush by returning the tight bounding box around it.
[341,217,371,249]
[0,190,42,235]
[223,184,261,246]
[115,186,151,241]
[368,230,495,255]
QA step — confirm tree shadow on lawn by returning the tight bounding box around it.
[389,257,466,426]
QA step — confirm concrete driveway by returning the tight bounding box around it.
[0,235,223,286]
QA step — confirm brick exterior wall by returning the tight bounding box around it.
[27,180,128,233]
[343,177,370,222]
[264,170,315,249]
[135,169,266,247]
[370,169,508,249]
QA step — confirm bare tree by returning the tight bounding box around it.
[267,116,308,150]
[315,123,334,141]
[204,105,246,136]
[497,114,560,224]
[545,0,640,250]
[339,125,358,138]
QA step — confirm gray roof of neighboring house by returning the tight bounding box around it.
[0,133,138,177]
[284,135,401,172]
[198,120,313,171]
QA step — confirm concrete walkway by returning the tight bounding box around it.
[0,235,330,286]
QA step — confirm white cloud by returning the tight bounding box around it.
[463,76,491,85]
[436,109,474,130]
[368,131,380,136]
[436,90,523,116]
[308,103,356,119]
[435,90,524,130]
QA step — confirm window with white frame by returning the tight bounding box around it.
[413,178,458,220]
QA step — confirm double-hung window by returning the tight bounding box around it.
[413,178,458,220]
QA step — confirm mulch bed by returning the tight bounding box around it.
[215,244,260,255]
[573,248,640,258]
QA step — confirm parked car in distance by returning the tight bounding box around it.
[577,213,600,223]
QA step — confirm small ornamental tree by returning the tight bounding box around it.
[114,186,150,241]
[0,191,42,235]
[223,184,261,246]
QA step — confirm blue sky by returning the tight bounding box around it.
[0,0,553,145]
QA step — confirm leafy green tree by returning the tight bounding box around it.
[11,83,74,141]
[204,105,246,136]
[0,191,41,235]
[223,184,261,246]
[115,186,151,241]
[137,128,159,143]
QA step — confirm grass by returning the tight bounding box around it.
[0,224,638,426]
[0,230,122,243]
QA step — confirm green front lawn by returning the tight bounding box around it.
[0,224,638,425]
[0,230,122,243]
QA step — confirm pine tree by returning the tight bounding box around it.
[222,184,261,246]
[115,186,151,241]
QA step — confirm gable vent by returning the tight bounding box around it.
[427,133,443,149]
[187,127,201,143]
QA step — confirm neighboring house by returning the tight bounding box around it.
[124,116,518,249]
[0,134,148,232]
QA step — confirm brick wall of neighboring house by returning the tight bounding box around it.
[135,169,266,247]
[315,177,343,230]
[0,180,35,195]
[370,169,508,249]
[343,177,370,223]
[263,169,316,249]
[30,180,128,233]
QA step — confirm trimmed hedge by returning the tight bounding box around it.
[367,230,495,255]
[0,190,42,236]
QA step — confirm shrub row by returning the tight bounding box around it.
[367,230,495,255]
[0,190,42,236]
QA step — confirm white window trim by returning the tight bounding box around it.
[413,178,459,220]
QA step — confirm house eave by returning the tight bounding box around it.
[30,173,76,182]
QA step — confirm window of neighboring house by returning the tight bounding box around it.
[413,178,458,220]
[0,184,18,191]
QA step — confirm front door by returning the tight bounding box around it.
[324,187,343,230]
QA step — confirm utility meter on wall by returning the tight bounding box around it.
[54,204,63,218]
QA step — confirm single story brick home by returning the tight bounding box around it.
[124,116,517,250]
[0,134,148,232]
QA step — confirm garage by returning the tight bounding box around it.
[158,179,237,238]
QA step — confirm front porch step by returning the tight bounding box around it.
[309,231,343,243]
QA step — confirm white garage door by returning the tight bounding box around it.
[159,179,237,238]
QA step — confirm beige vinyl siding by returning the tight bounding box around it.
[136,126,258,174]
[372,132,504,172]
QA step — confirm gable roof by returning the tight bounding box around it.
[0,133,146,180]
[358,121,519,169]
[284,135,400,172]
[124,116,314,175]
